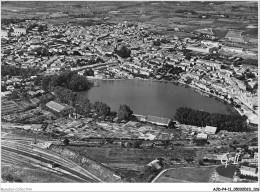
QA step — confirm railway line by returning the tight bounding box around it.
[2,141,102,182]
[1,150,88,182]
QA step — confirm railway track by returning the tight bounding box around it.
[1,150,88,182]
[2,142,101,182]
[2,140,103,182]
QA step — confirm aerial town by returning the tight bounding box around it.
[1,1,258,185]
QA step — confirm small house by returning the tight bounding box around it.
[30,98,40,105]
[148,159,161,170]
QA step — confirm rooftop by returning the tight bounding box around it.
[46,101,73,113]
[195,28,214,35]
[225,30,243,38]
[147,115,171,125]
[205,125,217,134]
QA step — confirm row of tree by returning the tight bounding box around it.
[41,71,93,92]
[1,65,39,78]
[1,18,28,25]
[174,107,248,132]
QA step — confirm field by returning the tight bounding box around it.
[67,146,197,171]
[216,165,237,178]
[153,177,190,183]
[2,1,257,37]
[154,166,217,183]
[242,28,258,39]
[65,145,197,182]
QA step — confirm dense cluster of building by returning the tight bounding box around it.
[1,18,258,183]
[1,20,258,126]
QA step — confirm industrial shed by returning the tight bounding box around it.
[146,115,172,127]
[46,101,73,116]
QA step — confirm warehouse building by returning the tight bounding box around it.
[46,101,73,116]
[146,115,172,127]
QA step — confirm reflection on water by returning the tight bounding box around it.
[80,79,230,119]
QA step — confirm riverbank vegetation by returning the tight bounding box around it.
[43,83,134,120]
[50,86,92,117]
[93,101,111,117]
[174,107,248,132]
[41,71,93,92]
[118,104,134,121]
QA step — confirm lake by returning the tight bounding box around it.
[80,79,231,119]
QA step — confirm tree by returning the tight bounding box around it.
[75,94,91,116]
[84,68,94,76]
[174,107,248,132]
[38,25,45,33]
[1,84,7,92]
[63,138,70,145]
[41,75,53,92]
[39,93,55,106]
[33,76,42,86]
[49,75,59,88]
[13,178,23,182]
[133,140,143,148]
[1,65,38,78]
[153,40,161,46]
[68,74,93,91]
[42,72,93,92]
[93,101,111,117]
[20,89,29,100]
[9,90,19,100]
[57,71,75,87]
[3,173,13,182]
[185,52,192,60]
[115,45,131,58]
[118,104,133,121]
[199,159,206,166]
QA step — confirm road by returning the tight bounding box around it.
[1,140,103,183]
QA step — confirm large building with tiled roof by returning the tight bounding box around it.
[46,101,73,116]
[146,115,172,127]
